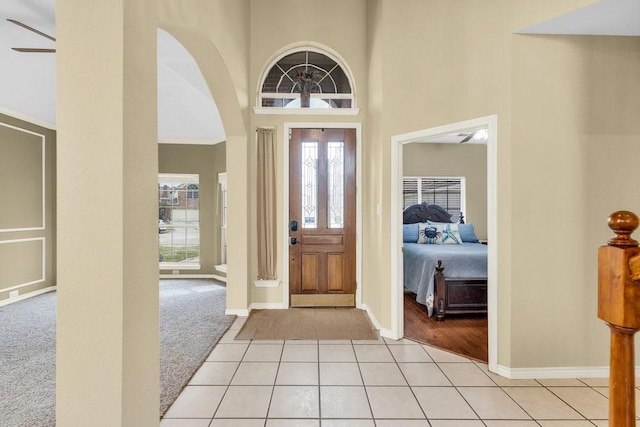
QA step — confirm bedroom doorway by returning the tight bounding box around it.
[402,146,488,361]
[390,115,498,372]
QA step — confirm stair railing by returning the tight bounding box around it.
[598,210,640,426]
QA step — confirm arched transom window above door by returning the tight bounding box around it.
[256,47,357,114]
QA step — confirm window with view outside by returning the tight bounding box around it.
[158,174,200,268]
[402,177,465,223]
[259,48,353,109]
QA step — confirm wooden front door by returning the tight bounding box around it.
[289,128,356,307]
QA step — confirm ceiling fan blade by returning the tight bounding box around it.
[459,132,475,143]
[7,18,56,42]
[12,47,56,53]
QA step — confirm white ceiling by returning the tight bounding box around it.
[519,0,640,36]
[0,0,638,142]
[0,0,224,142]
[157,29,225,143]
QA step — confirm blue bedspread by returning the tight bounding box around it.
[403,243,487,315]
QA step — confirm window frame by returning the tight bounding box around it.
[218,172,227,268]
[254,46,359,116]
[158,173,201,270]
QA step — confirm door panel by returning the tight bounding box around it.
[327,254,344,292]
[301,254,319,291]
[289,128,356,307]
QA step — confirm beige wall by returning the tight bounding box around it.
[248,0,368,305]
[403,143,488,239]
[198,0,635,371]
[363,0,639,370]
[5,0,638,385]
[158,143,226,275]
[0,113,56,302]
[511,35,640,367]
[363,0,386,325]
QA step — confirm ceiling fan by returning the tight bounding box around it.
[458,132,475,143]
[7,18,55,53]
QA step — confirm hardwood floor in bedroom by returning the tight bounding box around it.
[404,292,488,362]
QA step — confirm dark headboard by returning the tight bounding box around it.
[402,203,456,224]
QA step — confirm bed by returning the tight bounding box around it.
[402,203,488,320]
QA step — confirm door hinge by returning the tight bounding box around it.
[289,128,293,140]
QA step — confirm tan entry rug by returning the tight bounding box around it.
[234,308,379,341]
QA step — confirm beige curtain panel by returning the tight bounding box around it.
[257,127,277,280]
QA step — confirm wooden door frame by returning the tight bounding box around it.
[390,114,499,374]
[283,122,362,309]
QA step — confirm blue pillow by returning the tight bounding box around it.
[459,223,479,243]
[427,221,479,243]
[402,223,420,243]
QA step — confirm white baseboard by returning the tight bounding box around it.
[159,274,221,280]
[225,308,249,317]
[226,302,286,317]
[249,302,287,310]
[0,286,56,307]
[253,280,280,288]
[377,327,395,340]
[497,364,615,379]
[359,303,394,339]
[212,274,227,283]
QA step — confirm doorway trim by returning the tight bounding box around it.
[282,122,363,310]
[390,114,498,373]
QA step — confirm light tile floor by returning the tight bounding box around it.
[161,317,638,427]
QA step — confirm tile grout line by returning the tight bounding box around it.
[317,340,322,424]
[541,380,607,423]
[428,351,487,422]
[263,339,285,421]
[208,337,250,423]
[353,339,378,424]
[385,337,429,423]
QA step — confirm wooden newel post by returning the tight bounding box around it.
[598,210,640,427]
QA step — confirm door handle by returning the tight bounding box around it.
[290,237,298,245]
[290,220,298,232]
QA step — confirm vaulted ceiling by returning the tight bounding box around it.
[0,0,638,142]
[0,0,225,143]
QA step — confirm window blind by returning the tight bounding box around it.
[402,177,464,221]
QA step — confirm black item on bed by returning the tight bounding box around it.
[402,203,453,224]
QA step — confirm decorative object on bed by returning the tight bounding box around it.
[417,223,463,245]
[437,223,463,244]
[429,221,479,244]
[405,222,479,244]
[417,223,440,244]
[402,204,487,319]
[402,202,454,224]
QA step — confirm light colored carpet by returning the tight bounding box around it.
[234,308,379,341]
[0,279,234,426]
[0,292,56,427]
[159,279,235,415]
